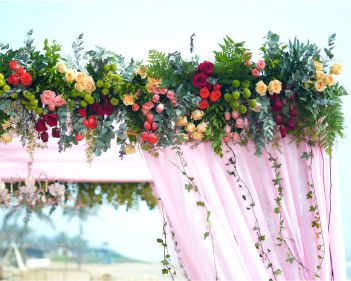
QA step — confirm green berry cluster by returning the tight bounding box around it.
[19,90,42,114]
[0,73,11,96]
[70,89,95,108]
[96,64,122,106]
[223,79,257,114]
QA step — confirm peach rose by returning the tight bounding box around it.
[255,80,267,96]
[191,110,204,121]
[176,116,188,126]
[75,72,86,83]
[324,75,335,86]
[134,66,148,79]
[123,94,134,106]
[268,79,282,95]
[191,131,204,141]
[196,122,207,133]
[314,80,326,92]
[330,63,343,75]
[41,90,56,105]
[185,123,196,133]
[74,82,85,92]
[315,70,325,80]
[65,70,75,82]
[84,76,96,93]
[314,60,323,71]
[56,63,67,74]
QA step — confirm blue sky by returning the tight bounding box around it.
[0,0,350,262]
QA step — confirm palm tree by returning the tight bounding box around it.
[63,205,99,269]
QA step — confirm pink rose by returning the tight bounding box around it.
[159,88,168,95]
[235,118,245,129]
[224,112,231,121]
[224,124,231,134]
[48,103,56,111]
[41,90,56,105]
[170,99,177,106]
[232,111,239,120]
[152,94,160,103]
[167,91,176,100]
[256,60,266,70]
[156,103,164,113]
[132,104,140,112]
[251,68,261,77]
[152,85,160,94]
[223,134,231,143]
[54,94,66,107]
[142,101,154,112]
[232,132,240,142]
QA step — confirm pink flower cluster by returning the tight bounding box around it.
[41,90,66,111]
[222,111,249,143]
[251,59,266,77]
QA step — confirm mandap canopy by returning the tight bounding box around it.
[0,31,347,280]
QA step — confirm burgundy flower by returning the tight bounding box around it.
[280,126,287,138]
[275,115,283,125]
[90,103,100,112]
[290,107,298,117]
[52,128,60,138]
[192,72,208,89]
[41,132,49,142]
[198,61,214,76]
[35,119,47,132]
[272,100,283,112]
[96,106,106,116]
[287,118,296,130]
[43,113,58,127]
[104,102,114,115]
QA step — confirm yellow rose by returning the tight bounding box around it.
[134,66,148,79]
[0,133,12,144]
[191,131,204,141]
[185,123,196,133]
[65,70,75,82]
[74,82,85,92]
[84,76,96,93]
[146,77,162,93]
[268,79,282,95]
[314,60,323,71]
[330,63,343,75]
[75,72,86,83]
[314,80,326,92]
[324,74,335,86]
[255,80,267,96]
[176,116,188,126]
[315,70,325,80]
[56,63,67,74]
[196,122,207,133]
[123,95,134,106]
[191,110,204,121]
[125,145,136,155]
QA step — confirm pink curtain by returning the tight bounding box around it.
[144,139,346,280]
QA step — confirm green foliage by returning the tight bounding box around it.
[214,36,251,84]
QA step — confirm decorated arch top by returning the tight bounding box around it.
[0,31,347,159]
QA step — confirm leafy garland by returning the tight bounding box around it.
[0,31,346,159]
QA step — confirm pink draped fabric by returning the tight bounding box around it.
[144,139,346,280]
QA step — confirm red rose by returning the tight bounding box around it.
[199,99,210,110]
[87,116,98,129]
[78,108,86,118]
[144,121,151,131]
[210,90,221,102]
[75,134,84,142]
[199,87,210,99]
[8,74,19,85]
[43,113,58,127]
[141,131,149,141]
[9,60,18,71]
[16,66,25,76]
[41,132,49,142]
[35,119,47,132]
[198,61,214,76]
[213,83,222,91]
[20,72,32,86]
[192,72,208,89]
[148,133,158,144]
[52,128,60,138]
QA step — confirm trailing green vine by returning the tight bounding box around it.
[171,145,219,281]
[267,151,307,271]
[157,202,177,280]
[302,146,325,279]
[224,143,280,281]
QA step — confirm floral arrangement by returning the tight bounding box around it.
[0,31,347,159]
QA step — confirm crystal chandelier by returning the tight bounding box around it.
[0,159,65,209]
